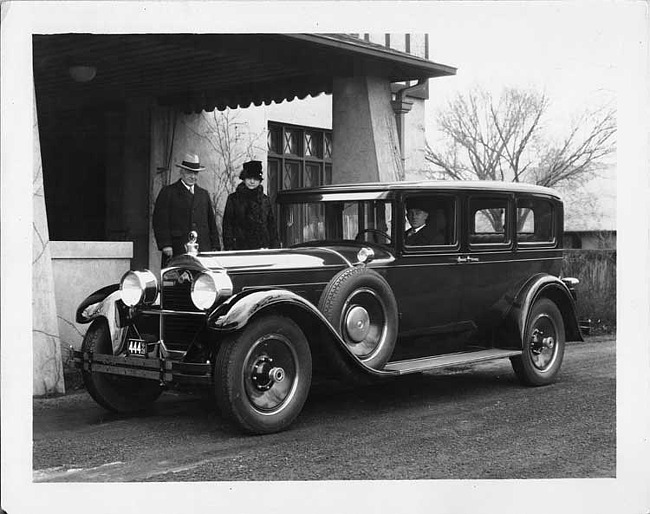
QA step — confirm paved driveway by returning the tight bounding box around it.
[33,337,615,481]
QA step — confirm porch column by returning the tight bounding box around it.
[33,99,65,396]
[332,76,403,184]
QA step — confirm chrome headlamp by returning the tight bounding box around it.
[120,270,158,307]
[191,271,233,310]
[356,247,375,265]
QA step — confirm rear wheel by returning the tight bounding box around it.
[214,315,312,434]
[81,319,163,412]
[511,298,565,386]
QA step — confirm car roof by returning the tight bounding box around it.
[276,180,562,200]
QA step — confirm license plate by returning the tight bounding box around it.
[127,339,147,357]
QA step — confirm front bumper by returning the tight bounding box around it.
[73,350,212,385]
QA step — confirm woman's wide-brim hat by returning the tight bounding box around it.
[239,160,263,180]
[176,153,206,172]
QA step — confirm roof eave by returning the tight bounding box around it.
[283,34,457,79]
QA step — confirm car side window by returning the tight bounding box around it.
[517,198,555,244]
[404,195,456,248]
[469,197,510,246]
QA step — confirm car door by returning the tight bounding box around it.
[456,192,520,341]
[383,193,467,340]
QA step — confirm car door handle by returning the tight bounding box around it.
[456,255,480,263]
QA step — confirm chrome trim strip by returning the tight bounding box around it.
[225,264,348,274]
[241,282,329,291]
[370,256,562,269]
[141,309,205,316]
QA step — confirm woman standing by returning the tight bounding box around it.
[222,160,279,250]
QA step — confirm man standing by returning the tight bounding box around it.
[153,153,220,266]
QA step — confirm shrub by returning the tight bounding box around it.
[562,250,616,333]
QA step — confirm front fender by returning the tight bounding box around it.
[207,289,384,377]
[75,288,126,353]
[208,288,333,332]
[512,274,583,344]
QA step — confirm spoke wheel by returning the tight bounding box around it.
[215,315,312,434]
[511,298,565,386]
[81,319,162,412]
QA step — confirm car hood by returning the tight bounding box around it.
[191,245,393,273]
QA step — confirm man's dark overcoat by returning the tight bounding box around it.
[153,179,220,256]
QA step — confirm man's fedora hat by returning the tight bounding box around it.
[406,198,429,212]
[176,153,206,172]
[239,160,263,180]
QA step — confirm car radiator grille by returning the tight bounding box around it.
[162,282,196,312]
[161,271,205,352]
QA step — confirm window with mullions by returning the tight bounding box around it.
[267,122,333,205]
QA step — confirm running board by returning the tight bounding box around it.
[382,349,522,375]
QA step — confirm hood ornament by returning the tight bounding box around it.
[185,231,199,255]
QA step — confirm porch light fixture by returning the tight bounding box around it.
[68,65,97,83]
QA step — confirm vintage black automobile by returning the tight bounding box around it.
[75,181,582,434]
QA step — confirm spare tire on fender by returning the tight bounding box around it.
[318,266,398,370]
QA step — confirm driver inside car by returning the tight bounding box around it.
[405,200,445,246]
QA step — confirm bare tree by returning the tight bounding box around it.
[425,87,616,190]
[185,109,265,231]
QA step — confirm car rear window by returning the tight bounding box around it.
[516,198,555,244]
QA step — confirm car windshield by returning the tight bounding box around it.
[281,200,394,248]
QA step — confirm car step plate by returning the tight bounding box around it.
[383,349,522,375]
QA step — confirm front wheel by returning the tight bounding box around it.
[81,319,163,412]
[214,315,312,434]
[511,298,565,386]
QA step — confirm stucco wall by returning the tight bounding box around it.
[50,242,133,353]
[332,76,403,183]
[403,97,428,180]
[33,105,65,396]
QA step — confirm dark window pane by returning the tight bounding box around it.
[324,164,332,185]
[305,131,322,158]
[267,159,280,198]
[268,126,281,154]
[284,129,302,156]
[304,163,321,187]
[324,133,332,159]
[283,161,301,190]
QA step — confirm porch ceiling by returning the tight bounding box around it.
[33,33,456,115]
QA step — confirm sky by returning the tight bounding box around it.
[420,3,631,230]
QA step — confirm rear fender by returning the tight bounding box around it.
[207,289,383,377]
[510,274,584,346]
[76,287,126,353]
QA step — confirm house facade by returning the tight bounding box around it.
[32,33,456,395]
